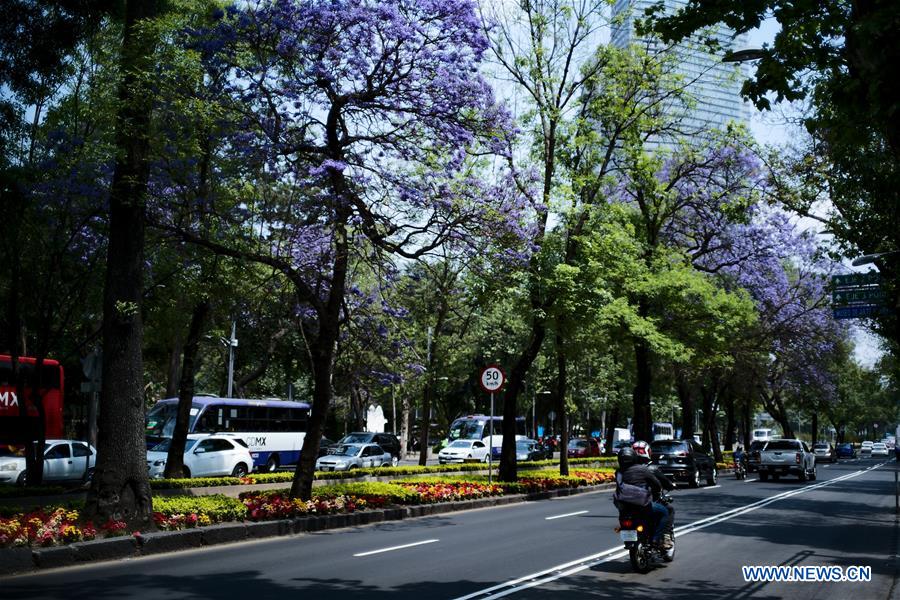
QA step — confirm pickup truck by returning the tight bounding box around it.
[757,439,817,482]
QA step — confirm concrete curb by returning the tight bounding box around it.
[0,482,616,578]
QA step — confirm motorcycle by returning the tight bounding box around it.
[734,453,747,480]
[616,494,675,573]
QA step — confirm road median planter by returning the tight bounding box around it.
[0,471,616,576]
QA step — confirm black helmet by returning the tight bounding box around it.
[618,447,637,469]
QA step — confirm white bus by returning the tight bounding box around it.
[445,414,527,452]
[145,396,310,472]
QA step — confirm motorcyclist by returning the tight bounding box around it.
[631,440,675,548]
[615,446,673,549]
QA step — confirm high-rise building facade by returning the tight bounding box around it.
[611,0,750,139]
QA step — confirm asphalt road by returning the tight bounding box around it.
[4,457,898,600]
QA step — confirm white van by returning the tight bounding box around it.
[652,422,674,441]
[752,428,775,442]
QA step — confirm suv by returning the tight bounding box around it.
[650,439,717,488]
[334,432,401,463]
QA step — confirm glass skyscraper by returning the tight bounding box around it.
[611,0,750,141]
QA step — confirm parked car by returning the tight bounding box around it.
[147,435,253,479]
[334,432,401,463]
[650,439,717,488]
[746,440,767,472]
[757,439,816,482]
[315,443,391,471]
[871,442,890,457]
[0,440,96,486]
[812,442,837,463]
[438,439,489,464]
[567,437,602,459]
[516,439,551,462]
[836,442,856,458]
[861,441,874,455]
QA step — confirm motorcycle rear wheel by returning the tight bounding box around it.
[629,544,651,573]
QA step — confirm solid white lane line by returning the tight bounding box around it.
[453,463,885,600]
[353,539,439,557]
[703,485,721,490]
[545,510,589,521]
[743,478,757,483]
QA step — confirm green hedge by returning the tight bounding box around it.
[152,495,247,523]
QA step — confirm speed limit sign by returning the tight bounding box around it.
[479,365,506,393]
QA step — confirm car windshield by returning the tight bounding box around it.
[340,434,373,444]
[873,443,886,448]
[572,440,587,448]
[814,444,828,449]
[765,440,800,451]
[516,442,533,450]
[331,444,362,457]
[448,441,472,448]
[651,442,688,453]
[151,439,198,452]
[749,441,766,451]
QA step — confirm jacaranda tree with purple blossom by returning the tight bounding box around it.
[163,0,518,499]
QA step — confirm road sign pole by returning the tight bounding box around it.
[489,392,494,485]
[479,365,505,486]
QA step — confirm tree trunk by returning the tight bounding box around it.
[555,332,569,476]
[165,337,182,399]
[603,405,620,456]
[85,0,159,527]
[164,299,210,479]
[811,411,818,445]
[400,387,410,458]
[632,340,652,443]
[289,196,351,500]
[676,372,694,441]
[499,322,546,482]
[724,393,736,450]
[761,392,795,439]
[741,397,752,448]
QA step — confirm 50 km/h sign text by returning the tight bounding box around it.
[479,366,505,393]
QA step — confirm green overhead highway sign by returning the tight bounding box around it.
[832,272,882,288]
[832,288,888,305]
[833,305,893,319]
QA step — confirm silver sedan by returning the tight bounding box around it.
[315,443,391,471]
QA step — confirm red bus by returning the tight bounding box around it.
[0,355,65,441]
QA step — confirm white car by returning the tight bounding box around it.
[871,442,889,457]
[438,439,489,464]
[861,441,874,455]
[0,440,96,486]
[315,443,391,471]
[147,435,253,479]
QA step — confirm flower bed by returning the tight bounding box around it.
[1,471,614,547]
[0,507,130,547]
